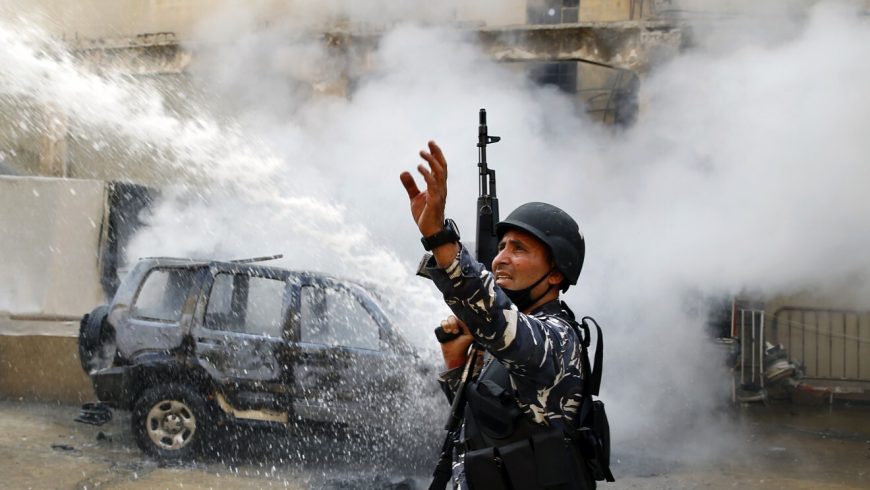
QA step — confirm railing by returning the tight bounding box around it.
[737,308,766,389]
[771,307,870,382]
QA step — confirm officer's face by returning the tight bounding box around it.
[492,229,555,291]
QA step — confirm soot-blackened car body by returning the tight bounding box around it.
[78,257,420,460]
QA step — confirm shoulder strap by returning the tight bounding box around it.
[573,316,604,397]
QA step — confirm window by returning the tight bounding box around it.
[529,62,578,95]
[245,276,286,337]
[527,0,578,24]
[132,268,195,323]
[204,273,286,338]
[300,286,380,350]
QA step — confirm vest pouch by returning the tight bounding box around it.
[465,377,522,440]
[571,399,614,482]
[532,429,576,488]
[564,433,598,490]
[591,401,611,472]
[465,446,509,490]
[499,439,542,490]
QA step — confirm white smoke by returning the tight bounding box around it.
[175,0,870,463]
[135,1,870,466]
[1,0,869,472]
[579,1,870,459]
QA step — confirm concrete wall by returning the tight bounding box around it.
[1,0,528,41]
[0,98,47,178]
[580,0,633,21]
[526,0,647,22]
[0,176,107,318]
[0,75,205,184]
[0,0,215,40]
[0,0,656,42]
[0,176,108,404]
[0,327,94,403]
[459,0,526,25]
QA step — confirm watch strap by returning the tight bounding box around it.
[421,219,460,251]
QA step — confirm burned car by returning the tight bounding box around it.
[78,256,421,460]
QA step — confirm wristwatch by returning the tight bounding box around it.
[421,219,460,251]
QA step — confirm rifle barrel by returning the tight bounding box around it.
[475,108,499,270]
[478,109,489,196]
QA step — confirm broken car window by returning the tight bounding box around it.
[300,286,380,350]
[245,276,286,337]
[131,268,195,323]
[204,272,285,338]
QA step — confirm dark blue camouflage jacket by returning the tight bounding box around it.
[428,244,586,428]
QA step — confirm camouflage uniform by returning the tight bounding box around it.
[427,245,586,489]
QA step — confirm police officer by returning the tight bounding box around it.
[400,141,597,489]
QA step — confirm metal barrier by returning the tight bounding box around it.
[771,307,870,382]
[738,308,766,389]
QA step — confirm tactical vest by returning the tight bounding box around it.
[460,315,614,490]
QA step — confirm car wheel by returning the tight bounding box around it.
[78,305,114,374]
[131,384,211,460]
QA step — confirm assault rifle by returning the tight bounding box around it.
[428,109,500,490]
[429,108,501,342]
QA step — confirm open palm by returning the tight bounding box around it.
[400,140,448,237]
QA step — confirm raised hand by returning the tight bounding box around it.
[400,140,448,238]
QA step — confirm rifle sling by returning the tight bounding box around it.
[430,345,483,490]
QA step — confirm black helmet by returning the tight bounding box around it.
[496,202,585,291]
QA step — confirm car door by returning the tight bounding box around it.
[288,279,351,423]
[347,285,417,420]
[115,266,200,360]
[291,278,404,426]
[192,266,291,411]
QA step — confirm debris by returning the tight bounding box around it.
[731,340,802,404]
[75,402,112,426]
[51,443,75,451]
[736,384,768,404]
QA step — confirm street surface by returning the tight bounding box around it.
[0,400,866,489]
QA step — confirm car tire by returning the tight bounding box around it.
[78,305,112,374]
[131,384,211,461]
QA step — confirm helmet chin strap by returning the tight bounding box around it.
[502,268,555,311]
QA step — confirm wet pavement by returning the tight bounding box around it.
[0,400,867,489]
[611,403,870,490]
[0,400,429,489]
